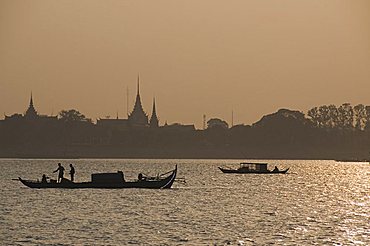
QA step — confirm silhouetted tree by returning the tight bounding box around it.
[307,107,320,127]
[353,104,367,130]
[59,109,92,123]
[207,118,229,129]
[308,103,360,130]
[318,105,331,128]
[327,104,338,128]
[337,103,353,129]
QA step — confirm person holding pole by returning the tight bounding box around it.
[53,163,65,183]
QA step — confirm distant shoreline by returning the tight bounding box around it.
[0,156,367,162]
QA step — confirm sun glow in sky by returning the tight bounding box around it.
[1,0,369,128]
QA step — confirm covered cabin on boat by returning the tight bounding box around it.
[91,171,125,184]
[239,162,268,172]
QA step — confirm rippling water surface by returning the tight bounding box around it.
[0,159,369,245]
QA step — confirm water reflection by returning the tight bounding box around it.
[0,159,369,245]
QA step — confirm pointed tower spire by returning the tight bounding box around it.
[137,74,140,96]
[128,75,149,126]
[25,92,38,119]
[150,97,159,128]
[30,92,34,107]
[152,97,156,114]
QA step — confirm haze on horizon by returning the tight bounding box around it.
[1,0,369,129]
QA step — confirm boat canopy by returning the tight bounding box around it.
[240,162,268,171]
[91,171,124,184]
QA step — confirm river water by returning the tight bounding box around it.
[0,159,369,245]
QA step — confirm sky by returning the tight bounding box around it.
[1,0,370,129]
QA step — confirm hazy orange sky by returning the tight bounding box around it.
[1,0,369,128]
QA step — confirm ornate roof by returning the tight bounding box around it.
[128,76,148,126]
[24,93,38,119]
[150,97,159,127]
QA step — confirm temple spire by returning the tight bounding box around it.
[25,92,37,118]
[137,74,140,96]
[150,97,159,128]
[30,92,34,107]
[128,75,149,126]
[132,75,144,112]
[153,97,156,113]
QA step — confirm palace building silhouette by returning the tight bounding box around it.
[3,93,58,123]
[97,77,159,129]
[0,77,195,135]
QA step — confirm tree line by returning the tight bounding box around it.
[307,103,370,130]
[1,104,370,159]
[60,103,370,132]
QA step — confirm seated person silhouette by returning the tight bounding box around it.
[273,166,279,172]
[138,173,146,181]
[41,174,48,183]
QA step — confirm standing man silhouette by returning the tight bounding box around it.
[69,164,75,182]
[53,163,65,183]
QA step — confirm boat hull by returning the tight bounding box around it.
[218,167,289,174]
[19,166,177,189]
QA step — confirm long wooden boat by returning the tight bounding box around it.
[219,162,289,174]
[335,159,369,163]
[19,165,177,189]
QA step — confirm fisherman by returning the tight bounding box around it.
[273,166,279,172]
[53,163,65,183]
[69,164,75,182]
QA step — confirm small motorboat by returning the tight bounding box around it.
[219,162,289,174]
[19,165,177,189]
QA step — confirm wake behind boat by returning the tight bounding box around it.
[19,165,177,189]
[219,162,289,174]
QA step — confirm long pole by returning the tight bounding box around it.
[231,109,234,127]
[203,114,206,130]
[126,86,129,117]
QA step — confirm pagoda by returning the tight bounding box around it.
[24,93,38,119]
[128,76,149,126]
[149,97,159,128]
[3,93,57,123]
